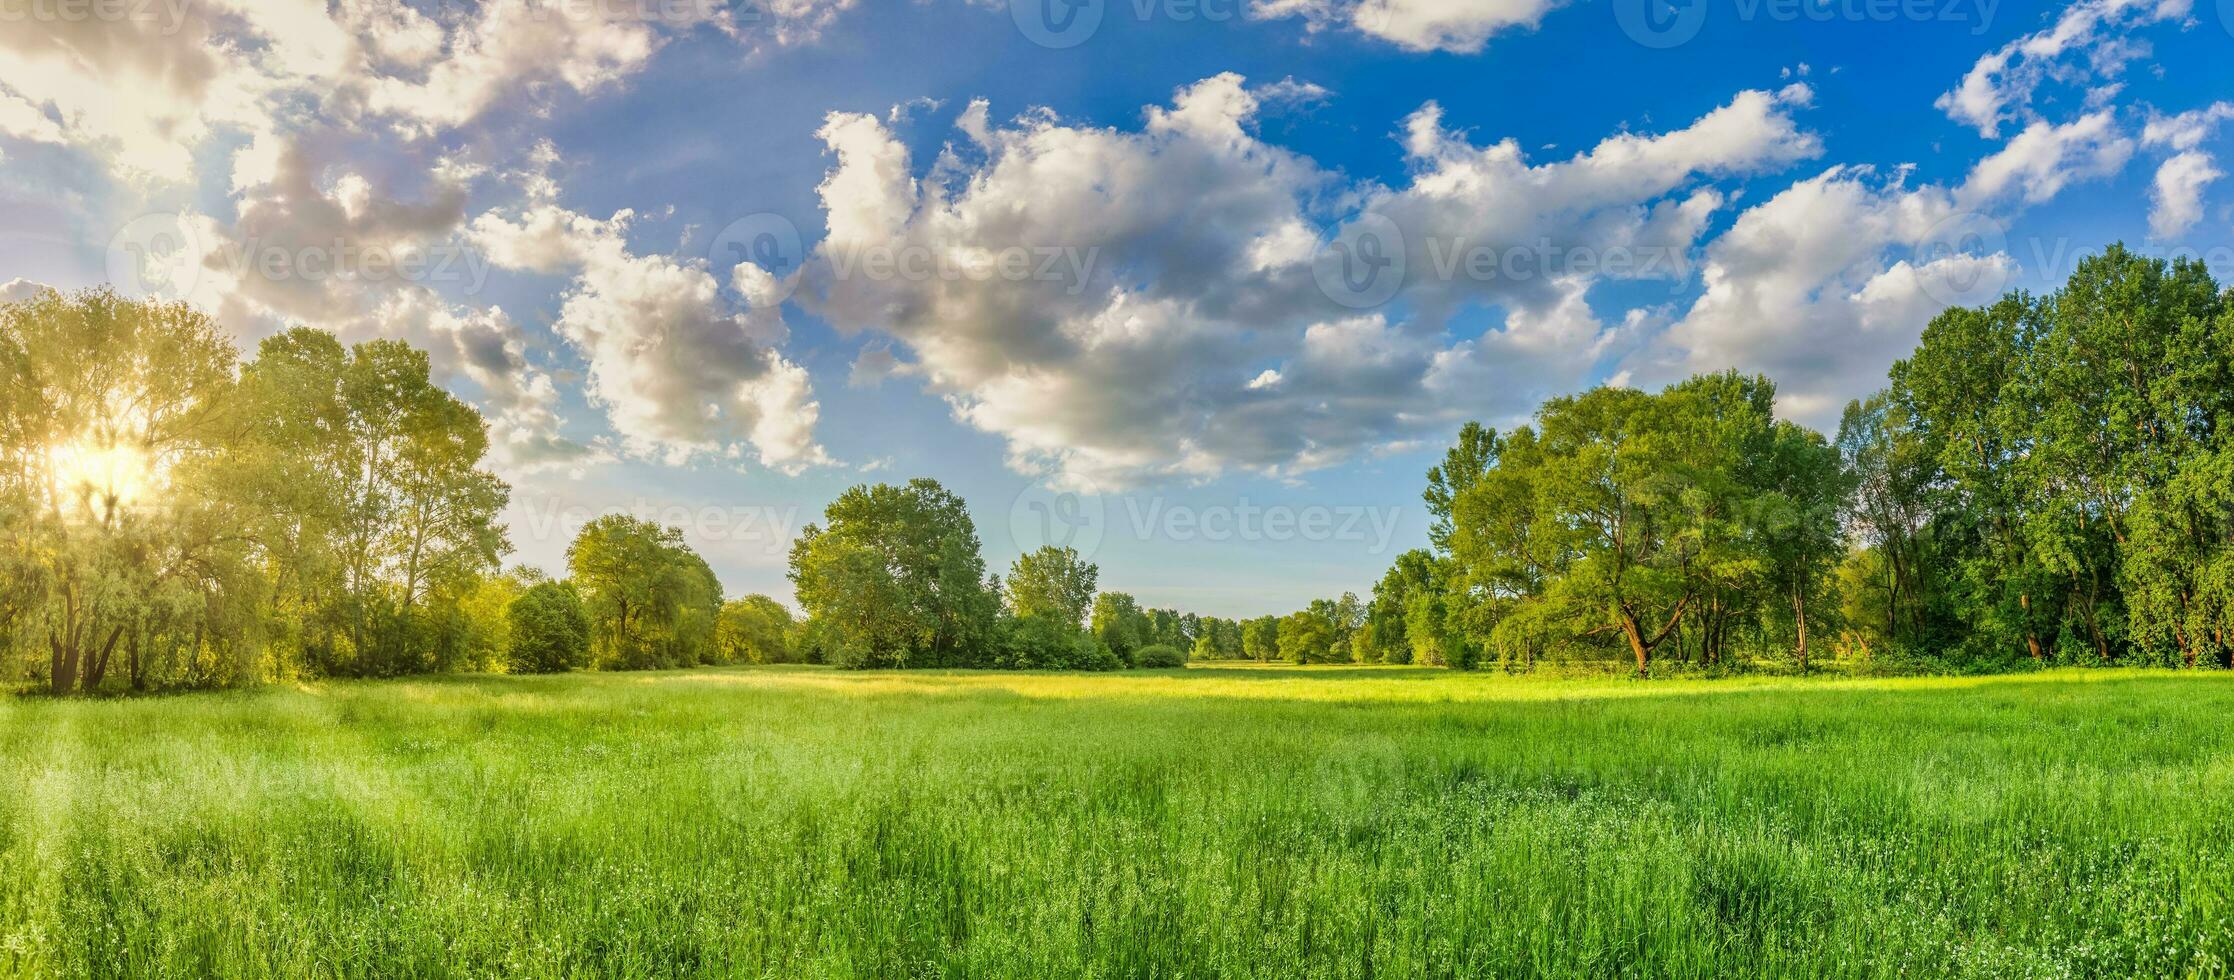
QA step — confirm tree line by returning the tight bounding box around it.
[10,244,2232,689]
[1283,245,2234,675]
[0,289,803,694]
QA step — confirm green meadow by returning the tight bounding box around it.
[5,665,2234,979]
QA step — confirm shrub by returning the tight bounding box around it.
[999,614,1116,671]
[1131,644,1187,669]
[507,581,592,674]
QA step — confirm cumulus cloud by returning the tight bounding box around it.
[0,0,868,480]
[2141,104,2234,238]
[2149,151,2224,240]
[1935,0,2189,138]
[804,74,1819,487]
[1,278,52,303]
[1251,0,1567,52]
[1626,169,2016,425]
[1956,110,2133,207]
[1628,100,2137,426]
[472,203,829,473]
[0,0,867,178]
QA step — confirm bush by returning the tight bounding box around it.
[998,614,1118,671]
[1131,644,1187,669]
[507,581,591,674]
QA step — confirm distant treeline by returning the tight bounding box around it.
[8,244,2232,690]
[1319,244,2234,675]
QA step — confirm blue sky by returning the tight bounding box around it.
[2,0,2230,616]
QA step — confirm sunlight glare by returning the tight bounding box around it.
[46,433,157,525]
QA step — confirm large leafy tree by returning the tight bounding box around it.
[1834,393,1939,647]
[716,594,798,664]
[0,289,253,694]
[238,330,508,676]
[567,516,722,670]
[1525,386,1707,675]
[789,479,999,668]
[2025,247,2224,664]
[508,580,592,674]
[1364,549,1437,665]
[1278,607,1336,664]
[1892,298,2052,662]
[1090,591,1149,662]
[1423,421,1499,554]
[1007,545,1098,626]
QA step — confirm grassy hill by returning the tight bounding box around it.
[5,664,2233,978]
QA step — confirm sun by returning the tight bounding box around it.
[46,433,157,526]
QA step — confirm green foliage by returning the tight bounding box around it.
[996,613,1117,671]
[1129,643,1186,669]
[1090,591,1149,661]
[567,515,722,670]
[788,479,1000,669]
[1401,371,1850,675]
[1006,546,1097,627]
[1852,246,2234,668]
[716,595,797,664]
[507,580,591,674]
[1240,615,1280,662]
[1278,608,1336,664]
[2,289,290,692]
[237,329,511,678]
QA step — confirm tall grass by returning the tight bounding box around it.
[4,665,2232,978]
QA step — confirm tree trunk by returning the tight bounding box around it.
[83,625,123,691]
[1621,615,1650,677]
[1792,582,1809,673]
[2020,593,2043,662]
[48,630,75,696]
[128,629,146,692]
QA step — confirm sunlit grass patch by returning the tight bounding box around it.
[4,666,2233,977]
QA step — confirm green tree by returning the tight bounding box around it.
[1091,591,1150,663]
[1007,546,1098,626]
[1278,608,1336,664]
[0,288,255,694]
[1892,298,2049,662]
[1424,421,1499,553]
[567,516,721,670]
[716,595,797,664]
[507,580,591,673]
[1241,615,1279,662]
[789,479,999,668]
[238,330,508,676]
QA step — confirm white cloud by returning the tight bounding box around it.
[1,278,52,303]
[0,0,865,182]
[472,203,829,473]
[1956,110,2133,207]
[1627,104,2132,428]
[1935,0,2189,138]
[1251,0,1566,53]
[2149,151,2223,239]
[2140,103,2234,238]
[805,75,1820,487]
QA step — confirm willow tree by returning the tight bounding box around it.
[0,288,251,694]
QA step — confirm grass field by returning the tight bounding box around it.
[5,665,2234,978]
